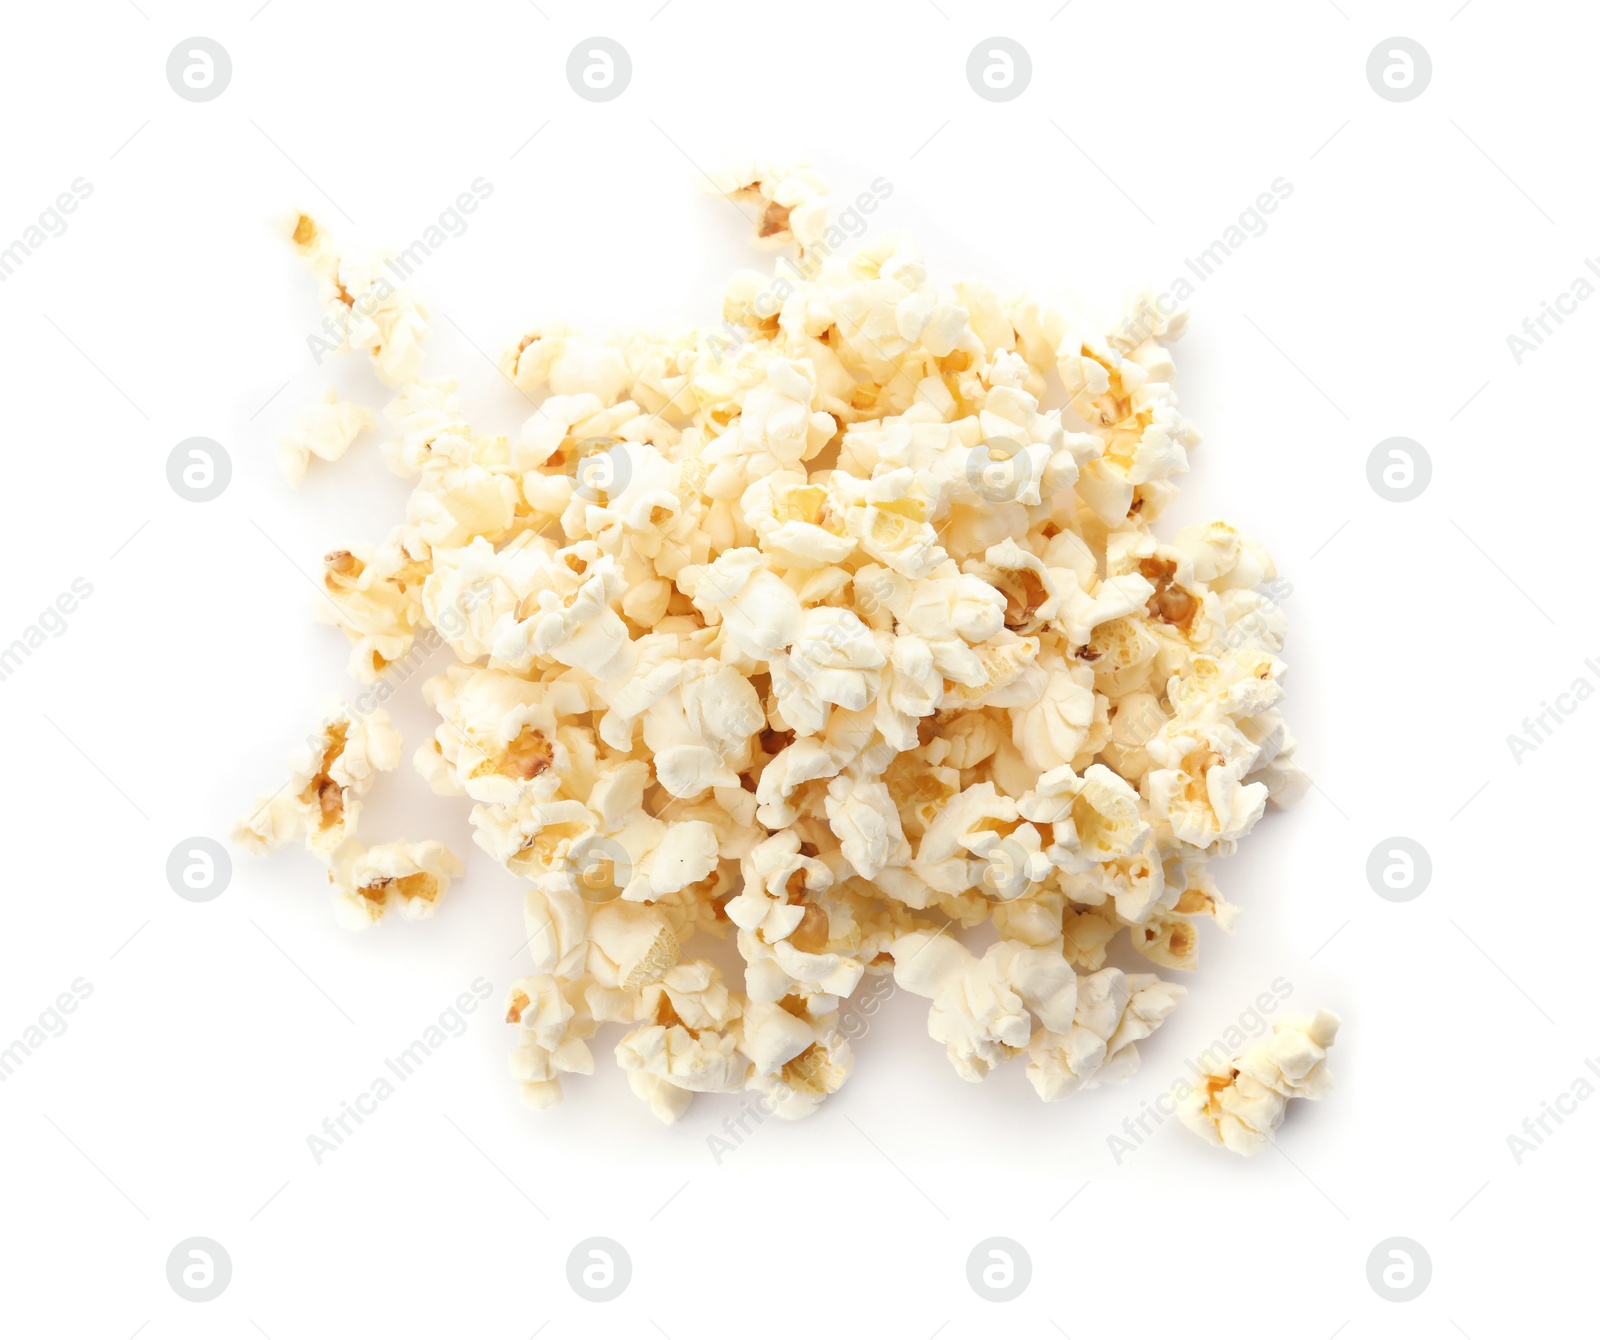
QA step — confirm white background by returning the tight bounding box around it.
[0,1,1588,1336]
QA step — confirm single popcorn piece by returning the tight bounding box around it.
[233,705,402,860]
[326,839,464,929]
[277,386,375,485]
[291,213,430,385]
[738,998,854,1120]
[890,931,1080,1082]
[1177,1009,1341,1155]
[614,961,748,1123]
[318,535,428,683]
[505,974,596,1109]
[706,159,832,252]
[234,163,1319,1144]
[1026,968,1186,1100]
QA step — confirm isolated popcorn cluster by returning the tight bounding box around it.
[237,163,1332,1143]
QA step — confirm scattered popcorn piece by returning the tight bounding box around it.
[233,706,402,860]
[237,166,1313,1139]
[290,213,429,385]
[327,838,464,929]
[1177,1009,1340,1155]
[277,387,375,485]
[706,160,832,252]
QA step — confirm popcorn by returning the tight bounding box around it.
[238,164,1320,1142]
[740,999,853,1119]
[679,547,804,661]
[233,705,402,859]
[706,160,832,253]
[506,974,595,1109]
[891,931,1080,1081]
[291,213,428,385]
[328,839,464,929]
[1026,968,1185,1100]
[1178,1010,1340,1155]
[277,387,374,485]
[319,535,428,682]
[614,961,747,1120]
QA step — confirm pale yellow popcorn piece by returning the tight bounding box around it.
[1026,968,1185,1101]
[290,213,429,386]
[706,159,833,253]
[1178,1010,1340,1155]
[233,705,402,859]
[277,387,374,485]
[327,838,464,929]
[505,975,595,1110]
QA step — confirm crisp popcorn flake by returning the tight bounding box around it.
[1177,1010,1340,1155]
[278,387,374,485]
[236,167,1322,1146]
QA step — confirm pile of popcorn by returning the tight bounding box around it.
[237,163,1335,1146]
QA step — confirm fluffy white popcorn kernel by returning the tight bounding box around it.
[506,975,595,1109]
[234,706,402,859]
[642,660,762,798]
[1019,763,1151,877]
[329,839,464,929]
[891,931,1078,1082]
[1178,1010,1340,1154]
[708,160,833,252]
[680,547,804,661]
[739,1000,854,1119]
[278,387,374,485]
[291,214,429,385]
[382,378,467,476]
[1146,726,1269,849]
[615,962,748,1122]
[318,536,427,682]
[1026,969,1185,1100]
